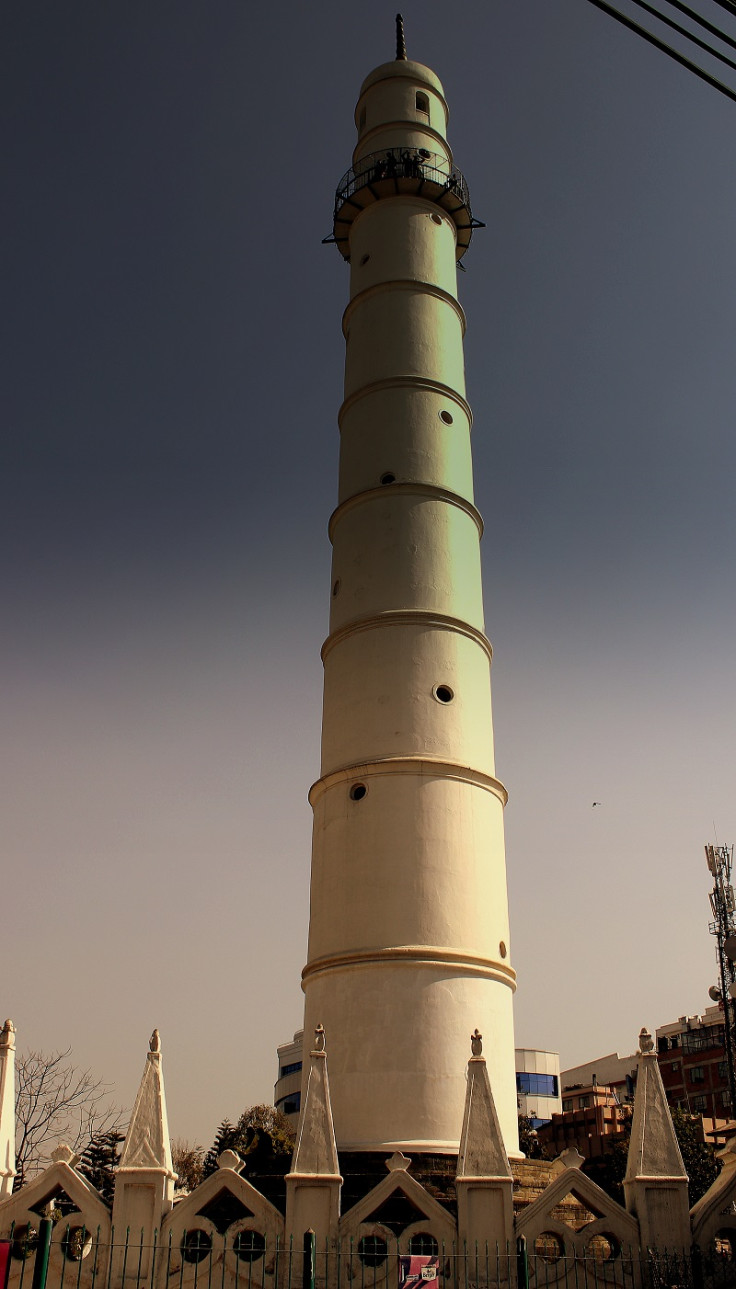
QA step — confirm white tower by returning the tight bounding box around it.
[302,18,519,1158]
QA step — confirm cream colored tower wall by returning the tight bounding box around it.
[307,777,509,956]
[344,294,465,395]
[320,632,496,770]
[328,502,484,628]
[302,53,519,1158]
[338,389,474,503]
[347,199,459,297]
[303,969,517,1152]
[354,61,450,159]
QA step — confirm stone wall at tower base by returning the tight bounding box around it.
[337,1154,559,1219]
[510,1159,559,1212]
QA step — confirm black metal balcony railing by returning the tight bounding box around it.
[330,147,483,261]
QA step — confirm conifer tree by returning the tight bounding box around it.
[202,1107,294,1181]
[78,1129,125,1206]
[202,1119,235,1180]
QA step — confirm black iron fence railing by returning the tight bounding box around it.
[3,1225,735,1289]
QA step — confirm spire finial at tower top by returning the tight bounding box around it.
[396,13,407,60]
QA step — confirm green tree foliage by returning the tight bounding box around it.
[581,1134,630,1205]
[203,1106,295,1181]
[202,1118,234,1179]
[518,1114,546,1159]
[670,1106,720,1203]
[583,1106,720,1206]
[77,1129,125,1206]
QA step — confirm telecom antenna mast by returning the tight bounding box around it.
[705,843,736,1117]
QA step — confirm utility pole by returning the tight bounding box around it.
[705,843,736,1117]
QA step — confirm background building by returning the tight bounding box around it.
[553,1011,734,1153]
[515,1048,561,1125]
[274,1030,304,1120]
[657,1006,732,1129]
[561,1051,638,1098]
[538,1081,630,1160]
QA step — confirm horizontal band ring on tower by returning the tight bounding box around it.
[342,278,467,338]
[308,755,508,806]
[354,121,451,157]
[328,482,483,542]
[321,609,493,663]
[302,944,517,990]
[338,375,473,427]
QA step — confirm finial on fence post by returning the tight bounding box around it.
[396,13,407,60]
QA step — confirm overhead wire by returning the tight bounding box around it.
[582,0,736,105]
[664,0,736,47]
[663,0,736,52]
[626,0,736,71]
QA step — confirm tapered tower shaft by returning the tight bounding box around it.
[302,37,518,1157]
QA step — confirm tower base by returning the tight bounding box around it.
[336,1151,557,1219]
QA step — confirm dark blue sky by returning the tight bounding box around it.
[4,1,736,1146]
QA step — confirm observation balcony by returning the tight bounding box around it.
[330,147,483,262]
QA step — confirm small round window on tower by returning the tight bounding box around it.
[350,783,367,801]
[439,410,454,425]
[431,213,443,225]
[499,941,507,959]
[380,472,396,485]
[434,685,454,704]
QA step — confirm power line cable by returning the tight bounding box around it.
[627,0,736,72]
[660,0,736,54]
[708,0,736,20]
[583,0,736,105]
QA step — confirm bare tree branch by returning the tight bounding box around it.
[171,1139,204,1193]
[14,1049,127,1188]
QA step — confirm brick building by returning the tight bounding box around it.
[656,1006,732,1129]
[537,1082,630,1160]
